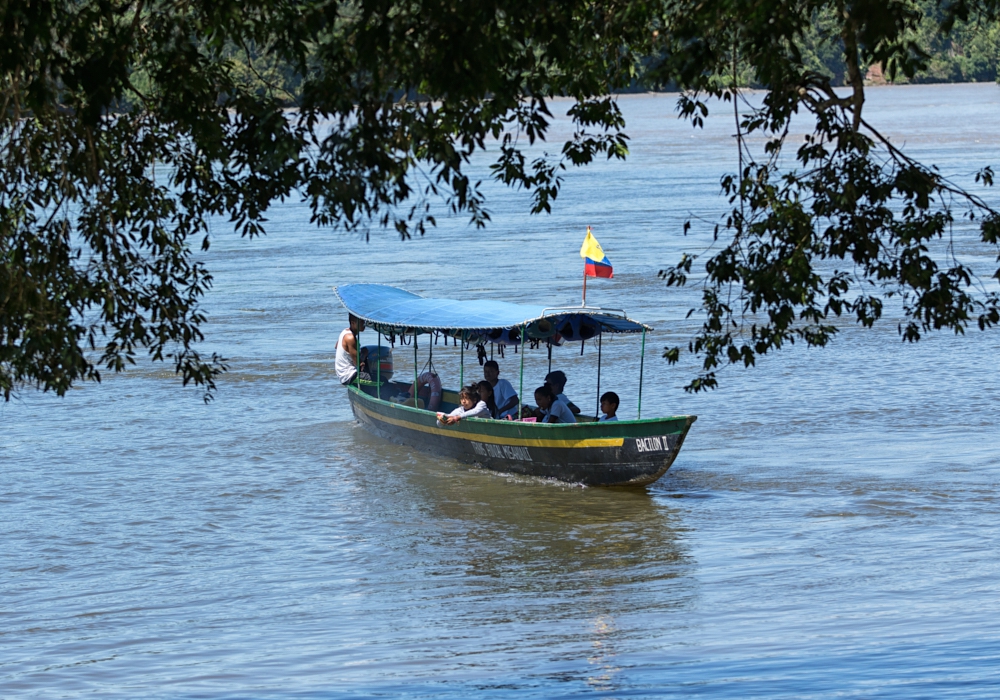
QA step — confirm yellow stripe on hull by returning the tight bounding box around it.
[354,402,624,449]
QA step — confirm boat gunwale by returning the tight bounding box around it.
[347,385,696,432]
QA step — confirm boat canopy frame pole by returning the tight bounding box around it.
[460,333,464,389]
[377,331,381,389]
[638,328,646,420]
[596,332,602,418]
[355,325,361,389]
[518,326,525,418]
[413,332,418,406]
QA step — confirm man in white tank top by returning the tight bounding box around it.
[335,315,370,385]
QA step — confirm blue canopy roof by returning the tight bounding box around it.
[334,284,651,339]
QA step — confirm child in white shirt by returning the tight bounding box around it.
[599,391,619,422]
[437,386,491,426]
[484,360,519,418]
[544,370,580,415]
[534,385,577,424]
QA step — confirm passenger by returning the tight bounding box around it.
[437,386,491,425]
[407,371,443,411]
[534,385,577,424]
[335,315,371,385]
[483,360,519,418]
[599,391,620,422]
[477,381,500,419]
[544,370,580,414]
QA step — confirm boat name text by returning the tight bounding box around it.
[471,442,533,462]
[635,436,672,453]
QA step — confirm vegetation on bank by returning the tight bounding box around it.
[207,0,1000,106]
[802,0,1000,84]
[126,0,1000,110]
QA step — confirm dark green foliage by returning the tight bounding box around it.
[908,0,1000,82]
[0,0,647,400]
[684,1,1000,90]
[2,0,999,399]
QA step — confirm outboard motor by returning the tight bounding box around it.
[361,345,393,382]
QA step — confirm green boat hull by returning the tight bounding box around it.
[347,385,696,487]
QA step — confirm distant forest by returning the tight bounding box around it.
[801,0,1000,85]
[131,1,1000,107]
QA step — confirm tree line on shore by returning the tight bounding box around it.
[208,0,1000,105]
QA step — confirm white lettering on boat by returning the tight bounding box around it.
[471,441,532,462]
[635,436,672,453]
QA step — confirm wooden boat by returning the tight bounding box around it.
[335,284,696,487]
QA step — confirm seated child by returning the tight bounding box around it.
[544,370,580,414]
[437,386,491,426]
[599,391,619,421]
[484,360,519,418]
[477,381,500,419]
[534,385,577,424]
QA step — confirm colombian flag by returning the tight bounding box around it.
[580,226,613,278]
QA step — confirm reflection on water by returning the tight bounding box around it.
[586,615,620,693]
[3,83,1000,697]
[344,428,693,660]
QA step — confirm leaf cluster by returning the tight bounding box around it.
[1,0,655,399]
[4,0,999,399]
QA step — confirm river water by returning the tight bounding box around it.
[3,83,1000,698]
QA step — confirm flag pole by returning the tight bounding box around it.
[582,267,587,306]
